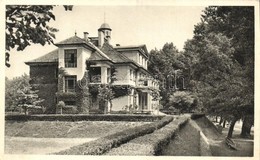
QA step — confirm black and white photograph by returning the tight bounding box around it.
[2,0,259,159]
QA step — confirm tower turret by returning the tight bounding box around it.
[98,23,112,47]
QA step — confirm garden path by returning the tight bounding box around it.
[5,137,97,154]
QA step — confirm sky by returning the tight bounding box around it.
[5,5,206,79]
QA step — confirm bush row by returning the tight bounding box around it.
[5,114,164,122]
[54,116,174,155]
[106,115,190,156]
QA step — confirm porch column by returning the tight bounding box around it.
[147,92,152,111]
[101,66,108,84]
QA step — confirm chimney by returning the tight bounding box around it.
[83,32,89,41]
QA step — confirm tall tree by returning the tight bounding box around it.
[5,74,30,112]
[203,6,254,138]
[184,6,254,138]
[148,42,186,108]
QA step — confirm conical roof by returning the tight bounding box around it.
[98,23,112,31]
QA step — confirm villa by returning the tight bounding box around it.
[25,23,160,114]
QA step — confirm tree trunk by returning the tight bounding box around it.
[223,120,226,128]
[227,118,238,138]
[219,116,223,125]
[109,100,112,113]
[241,116,253,138]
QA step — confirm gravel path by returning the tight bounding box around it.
[194,117,254,157]
[5,137,97,154]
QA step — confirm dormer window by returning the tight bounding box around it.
[65,49,77,68]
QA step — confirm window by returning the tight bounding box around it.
[65,76,77,92]
[65,49,77,68]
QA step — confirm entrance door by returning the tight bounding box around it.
[138,92,148,110]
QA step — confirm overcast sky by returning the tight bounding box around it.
[5,5,206,79]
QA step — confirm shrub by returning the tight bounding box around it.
[169,91,198,113]
[56,101,65,114]
[62,106,79,114]
[28,106,45,114]
[54,116,173,155]
[110,110,128,114]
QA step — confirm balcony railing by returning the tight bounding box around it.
[137,79,159,89]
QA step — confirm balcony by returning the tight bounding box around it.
[136,78,159,90]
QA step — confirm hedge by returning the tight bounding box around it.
[53,116,174,155]
[5,114,164,122]
[191,113,205,119]
[56,106,79,114]
[106,115,190,156]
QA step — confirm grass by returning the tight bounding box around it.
[55,116,174,155]
[5,137,97,154]
[160,119,200,156]
[5,121,150,138]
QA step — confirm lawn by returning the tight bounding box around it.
[5,120,150,138]
[5,120,150,154]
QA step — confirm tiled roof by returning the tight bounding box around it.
[89,50,110,61]
[114,44,149,58]
[25,49,58,64]
[100,43,133,63]
[25,36,147,68]
[56,35,111,61]
[55,35,86,45]
[114,44,146,49]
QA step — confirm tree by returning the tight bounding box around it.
[148,42,186,108]
[5,74,30,112]
[17,86,45,115]
[97,84,115,113]
[169,91,198,113]
[199,6,254,138]
[5,5,73,67]
[184,6,254,138]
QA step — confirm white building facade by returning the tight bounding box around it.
[26,23,160,114]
